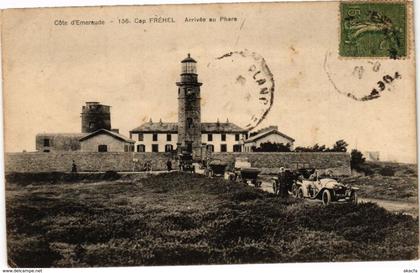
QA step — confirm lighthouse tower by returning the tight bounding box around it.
[176,54,202,158]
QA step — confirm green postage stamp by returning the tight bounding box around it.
[340,2,407,58]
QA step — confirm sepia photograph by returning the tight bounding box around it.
[0,0,418,270]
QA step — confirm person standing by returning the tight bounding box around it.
[277,167,288,198]
[71,160,78,173]
[166,159,172,172]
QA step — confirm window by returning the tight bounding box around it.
[167,134,172,141]
[221,134,226,142]
[207,144,214,152]
[187,118,194,128]
[165,144,173,152]
[98,145,108,152]
[124,145,129,152]
[208,134,213,141]
[233,144,242,152]
[220,144,227,152]
[152,144,159,152]
[89,122,95,129]
[43,149,50,153]
[138,133,144,141]
[235,134,240,141]
[43,138,50,147]
[153,133,158,141]
[137,144,145,152]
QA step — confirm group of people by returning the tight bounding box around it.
[274,167,335,198]
[275,167,294,198]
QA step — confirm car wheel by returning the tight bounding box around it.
[322,190,331,206]
[350,191,358,204]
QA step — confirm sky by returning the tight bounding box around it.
[1,2,417,163]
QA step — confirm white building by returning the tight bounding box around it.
[243,126,294,152]
[129,120,248,153]
[129,55,294,155]
[80,129,135,152]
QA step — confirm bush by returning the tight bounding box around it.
[252,142,291,152]
[7,236,61,267]
[350,149,366,170]
[6,172,419,266]
[379,166,395,176]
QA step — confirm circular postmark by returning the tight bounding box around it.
[204,50,274,130]
[323,50,402,101]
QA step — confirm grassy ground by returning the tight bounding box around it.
[6,172,419,267]
[342,162,418,202]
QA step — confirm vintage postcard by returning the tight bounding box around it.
[1,0,418,268]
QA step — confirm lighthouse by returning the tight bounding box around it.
[176,54,203,158]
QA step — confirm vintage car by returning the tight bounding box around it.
[293,176,359,205]
[178,152,195,173]
[229,158,261,187]
[206,160,228,177]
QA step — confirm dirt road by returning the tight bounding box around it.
[260,179,418,217]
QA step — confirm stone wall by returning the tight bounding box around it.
[35,134,86,152]
[4,151,351,176]
[210,152,351,175]
[4,152,175,173]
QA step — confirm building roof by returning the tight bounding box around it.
[130,122,178,133]
[181,53,197,63]
[201,122,247,133]
[36,133,88,138]
[130,121,248,133]
[244,128,295,143]
[79,129,135,143]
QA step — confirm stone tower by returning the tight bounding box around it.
[176,54,202,157]
[81,102,111,133]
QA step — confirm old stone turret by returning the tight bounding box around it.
[81,102,111,133]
